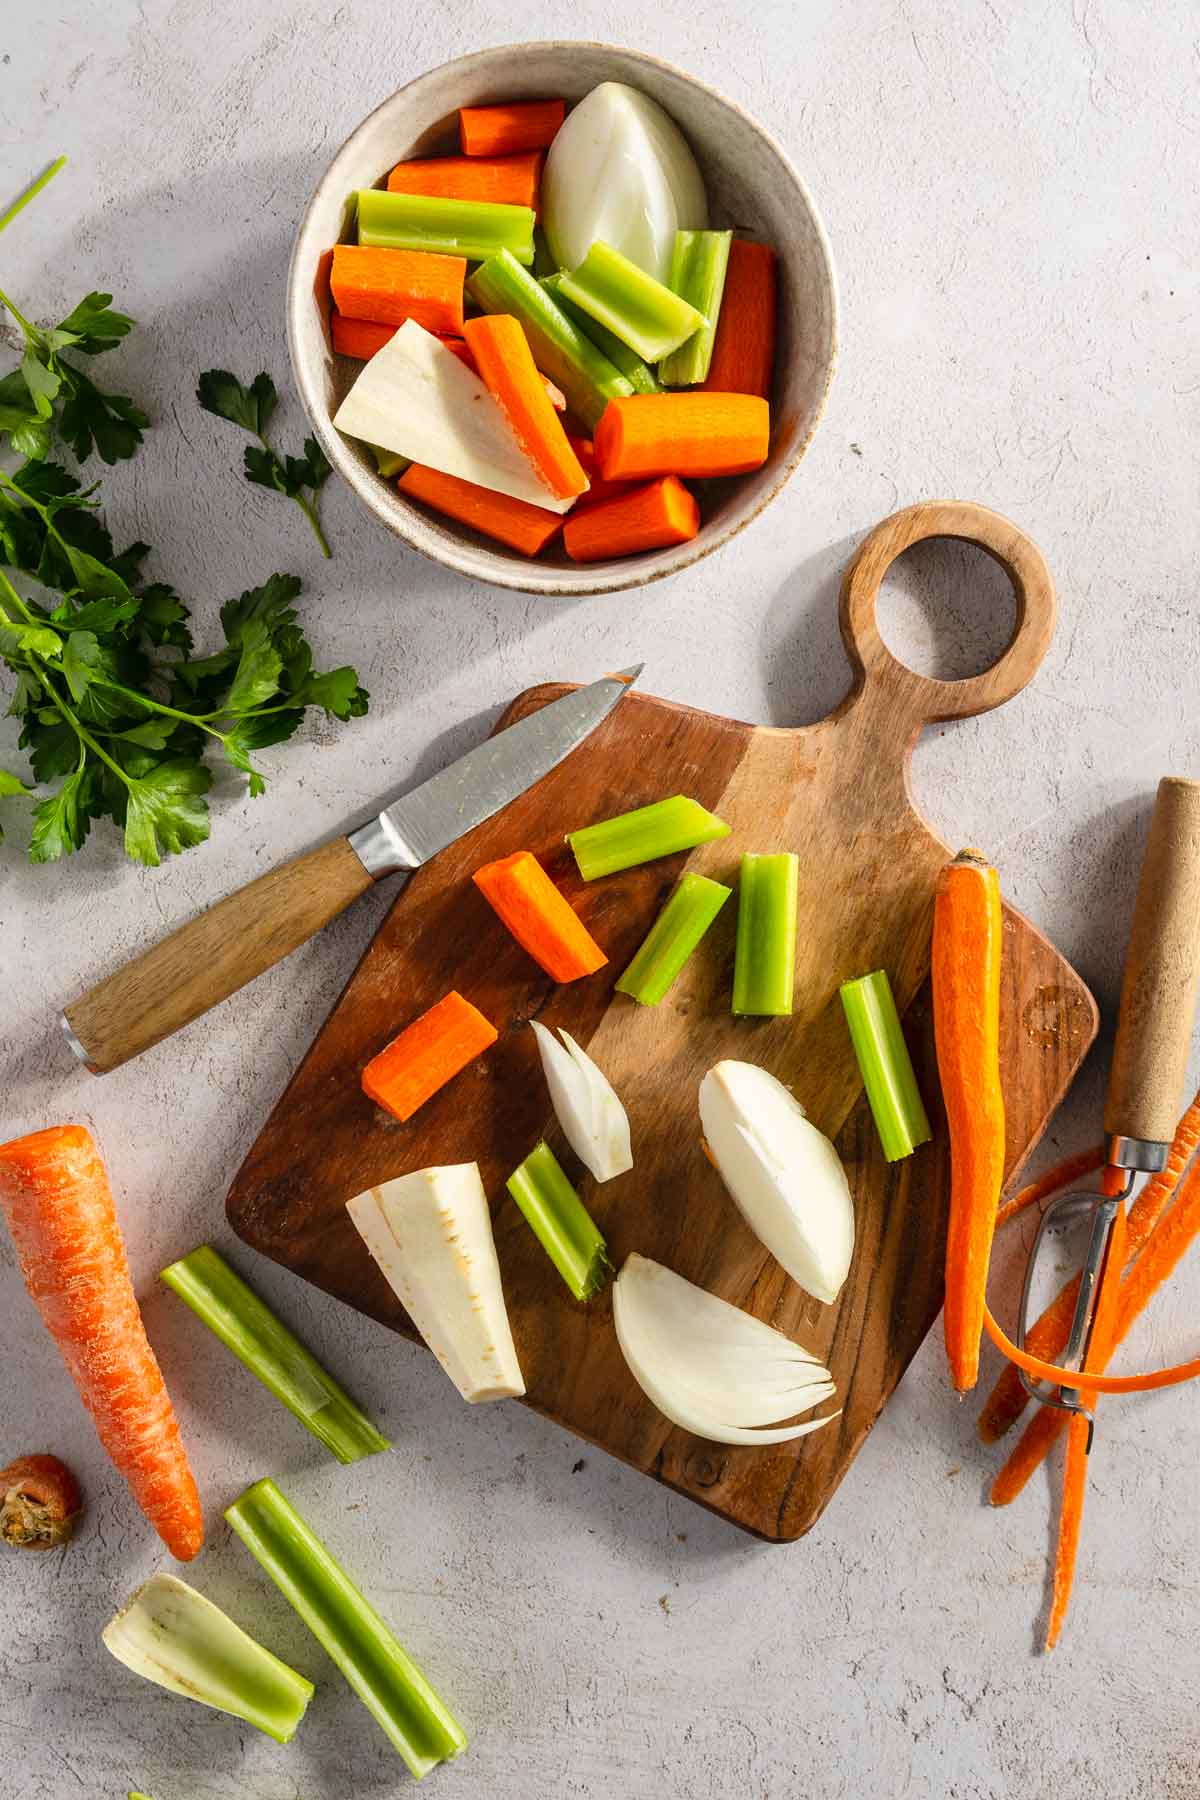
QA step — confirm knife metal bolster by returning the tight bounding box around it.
[347,812,424,879]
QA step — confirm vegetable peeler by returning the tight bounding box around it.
[1017,777,1200,1439]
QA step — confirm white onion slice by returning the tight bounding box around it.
[699,1061,855,1304]
[612,1254,839,1447]
[530,1021,632,1182]
[541,82,708,282]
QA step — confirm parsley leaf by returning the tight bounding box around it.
[122,759,213,866]
[197,369,277,435]
[198,369,332,557]
[54,291,135,356]
[28,762,100,862]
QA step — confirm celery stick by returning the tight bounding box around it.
[732,853,798,1016]
[568,795,731,882]
[470,249,633,430]
[556,240,706,363]
[161,1245,389,1465]
[103,1573,314,1745]
[541,274,662,393]
[369,442,409,479]
[356,188,534,265]
[840,969,932,1161]
[659,230,732,385]
[506,1140,610,1301]
[616,872,732,1005]
[532,225,559,279]
[226,1479,467,1779]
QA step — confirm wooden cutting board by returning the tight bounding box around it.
[228,502,1098,1541]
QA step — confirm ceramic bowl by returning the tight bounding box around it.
[288,43,838,595]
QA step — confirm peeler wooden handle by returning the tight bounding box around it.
[1104,776,1200,1162]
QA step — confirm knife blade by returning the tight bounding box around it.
[61,666,642,1074]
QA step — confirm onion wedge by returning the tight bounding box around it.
[612,1254,839,1446]
[529,1021,632,1182]
[346,1165,524,1403]
[699,1061,855,1304]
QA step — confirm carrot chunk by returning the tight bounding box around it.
[387,151,543,209]
[564,436,638,507]
[473,850,607,982]
[0,1125,203,1561]
[330,243,465,335]
[563,476,699,563]
[463,314,587,499]
[460,101,565,157]
[362,991,498,1123]
[331,312,396,360]
[593,393,770,482]
[397,463,563,557]
[700,240,777,399]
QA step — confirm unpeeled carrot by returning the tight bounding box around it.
[460,100,565,158]
[700,240,777,400]
[388,151,543,210]
[593,393,770,482]
[473,851,607,982]
[330,243,465,335]
[463,314,587,499]
[563,476,699,563]
[331,312,396,360]
[362,991,498,1123]
[0,1126,203,1561]
[397,463,563,557]
[0,1453,82,1550]
[933,849,1005,1392]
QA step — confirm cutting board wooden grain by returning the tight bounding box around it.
[228,502,1098,1541]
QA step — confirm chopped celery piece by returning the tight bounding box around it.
[506,1141,610,1301]
[103,1573,314,1745]
[161,1245,389,1465]
[659,230,732,386]
[840,969,932,1161]
[226,1478,467,1779]
[568,794,731,881]
[732,853,798,1016]
[470,249,633,430]
[616,872,732,1005]
[356,187,535,264]
[542,274,662,392]
[556,240,706,363]
[532,224,559,279]
[369,442,409,479]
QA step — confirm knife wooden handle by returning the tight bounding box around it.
[63,836,375,1074]
[1105,777,1200,1149]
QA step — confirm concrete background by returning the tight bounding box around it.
[2,2,1198,1795]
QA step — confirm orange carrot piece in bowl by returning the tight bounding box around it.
[473,851,607,982]
[460,100,565,157]
[463,315,588,499]
[330,243,465,334]
[331,312,396,360]
[563,476,699,563]
[564,436,637,507]
[593,393,770,482]
[397,463,563,557]
[387,151,543,209]
[0,1126,203,1561]
[700,240,777,399]
[362,991,498,1123]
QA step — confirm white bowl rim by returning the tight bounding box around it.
[287,39,839,597]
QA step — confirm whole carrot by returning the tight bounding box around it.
[0,1127,203,1560]
[932,848,1005,1392]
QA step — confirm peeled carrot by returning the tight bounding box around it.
[331,312,396,360]
[0,1453,82,1550]
[362,991,498,1123]
[463,314,587,499]
[397,463,563,557]
[593,393,770,482]
[0,1127,203,1561]
[563,476,699,563]
[473,850,607,982]
[388,151,543,209]
[330,243,465,335]
[564,436,637,507]
[981,1092,1200,1443]
[460,100,565,158]
[933,849,1005,1392]
[700,240,777,399]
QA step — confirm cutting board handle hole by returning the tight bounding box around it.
[838,500,1056,728]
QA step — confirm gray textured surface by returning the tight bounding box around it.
[1,4,1198,1796]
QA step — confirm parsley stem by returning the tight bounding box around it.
[30,661,131,789]
[0,156,67,238]
[0,283,36,340]
[296,492,332,559]
[88,678,231,743]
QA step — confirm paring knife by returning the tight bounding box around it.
[61,666,642,1075]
